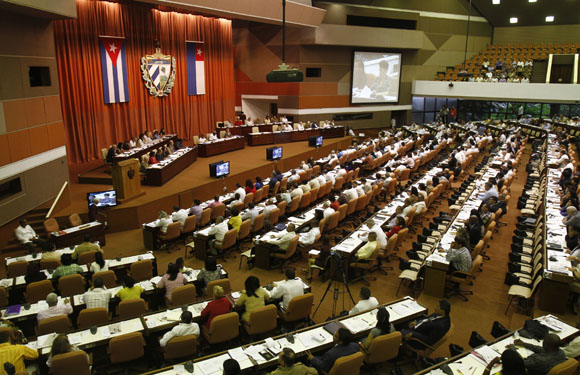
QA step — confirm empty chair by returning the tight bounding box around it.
[159,222,182,251]
[130,259,153,282]
[108,332,146,365]
[279,293,314,326]
[214,228,238,259]
[202,312,240,345]
[211,203,226,221]
[252,213,265,233]
[68,213,82,227]
[44,218,60,233]
[77,250,97,266]
[243,304,278,336]
[199,208,212,226]
[548,358,579,375]
[7,261,28,278]
[37,315,72,336]
[117,298,147,319]
[58,274,86,297]
[268,208,281,225]
[77,307,109,329]
[51,350,91,375]
[328,351,365,375]
[181,215,197,239]
[169,284,196,307]
[26,280,54,303]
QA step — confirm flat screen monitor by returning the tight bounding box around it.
[351,51,401,104]
[210,161,230,178]
[267,146,283,160]
[309,136,323,148]
[87,190,118,208]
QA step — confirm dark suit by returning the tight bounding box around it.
[403,314,450,349]
[310,342,360,372]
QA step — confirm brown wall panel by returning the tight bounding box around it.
[179,190,194,210]
[0,57,25,101]
[47,121,66,149]
[0,135,9,167]
[27,125,50,155]
[7,130,31,163]
[24,97,47,128]
[137,194,181,227]
[298,95,350,109]
[44,96,63,123]
[298,82,339,96]
[3,100,27,133]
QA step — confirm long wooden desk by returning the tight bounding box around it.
[144,147,198,186]
[112,134,177,164]
[218,124,275,137]
[198,136,245,157]
[49,221,106,248]
[247,127,345,146]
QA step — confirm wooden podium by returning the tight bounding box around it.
[112,159,145,202]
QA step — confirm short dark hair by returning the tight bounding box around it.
[285,268,295,280]
[280,347,296,366]
[337,327,354,344]
[439,300,451,316]
[223,359,241,375]
[83,235,91,243]
[181,310,193,324]
[231,208,239,216]
[0,331,10,343]
[248,202,255,209]
[360,287,371,300]
[93,277,104,288]
[194,199,201,205]
[173,205,180,211]
[124,276,135,288]
[61,254,73,266]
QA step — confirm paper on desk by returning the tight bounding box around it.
[297,331,327,349]
[471,345,501,365]
[68,333,82,345]
[165,309,182,321]
[228,347,247,362]
[341,317,371,334]
[231,292,241,299]
[37,333,56,348]
[151,276,162,285]
[243,344,264,361]
[198,354,230,375]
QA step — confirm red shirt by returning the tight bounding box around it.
[330,201,340,211]
[201,297,233,328]
[245,186,256,194]
[148,156,159,164]
[234,120,243,126]
[386,225,402,238]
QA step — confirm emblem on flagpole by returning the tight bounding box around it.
[140,47,176,97]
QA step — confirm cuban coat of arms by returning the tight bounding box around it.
[140,48,176,97]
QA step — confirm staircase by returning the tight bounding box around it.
[530,60,548,83]
[4,208,49,255]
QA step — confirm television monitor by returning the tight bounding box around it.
[351,51,402,104]
[309,136,323,148]
[266,146,283,161]
[87,190,118,208]
[210,160,230,178]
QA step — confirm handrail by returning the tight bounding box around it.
[46,181,68,219]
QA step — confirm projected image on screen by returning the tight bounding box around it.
[351,51,401,104]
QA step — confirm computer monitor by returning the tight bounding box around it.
[87,190,118,208]
[308,135,323,148]
[266,146,283,161]
[210,161,230,178]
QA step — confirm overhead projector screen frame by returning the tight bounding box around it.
[350,50,402,105]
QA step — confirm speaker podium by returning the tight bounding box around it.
[112,159,145,202]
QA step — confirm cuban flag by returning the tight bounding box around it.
[99,36,129,104]
[186,41,206,95]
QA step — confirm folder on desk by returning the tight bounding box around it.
[323,321,342,335]
[5,305,20,316]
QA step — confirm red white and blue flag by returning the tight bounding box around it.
[99,36,129,104]
[186,41,206,95]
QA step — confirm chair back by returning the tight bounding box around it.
[245,304,278,336]
[206,312,239,344]
[299,192,311,209]
[277,200,287,217]
[282,293,314,322]
[58,274,86,297]
[243,193,254,208]
[338,204,348,221]
[548,358,579,375]
[393,228,409,251]
[251,126,259,134]
[92,271,117,288]
[109,332,146,364]
[130,259,153,282]
[77,250,97,266]
[219,228,238,250]
[182,215,197,234]
[355,194,367,211]
[0,287,8,308]
[7,261,28,278]
[219,130,226,138]
[346,198,358,216]
[37,315,71,336]
[44,218,60,233]
[26,280,54,303]
[268,208,281,225]
[117,298,147,319]
[199,208,212,226]
[325,212,340,232]
[334,176,345,191]
[254,188,263,203]
[164,334,198,360]
[365,332,403,364]
[380,234,398,259]
[274,236,299,260]
[329,351,364,375]
[237,219,251,241]
[207,279,231,298]
[162,222,182,241]
[252,213,265,233]
[77,307,108,329]
[68,213,82,227]
[211,204,226,220]
[310,188,319,202]
[231,201,244,213]
[40,258,61,271]
[170,284,196,307]
[287,197,300,214]
[51,350,91,375]
[398,168,411,181]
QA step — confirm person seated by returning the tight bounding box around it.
[106,144,118,163]
[361,306,396,349]
[52,254,84,280]
[82,277,112,311]
[189,200,203,223]
[263,199,278,220]
[242,202,259,225]
[234,183,247,203]
[478,181,498,203]
[245,179,256,194]
[306,328,360,373]
[402,300,451,349]
[14,219,46,255]
[254,177,263,190]
[349,287,379,315]
[115,276,143,301]
[25,263,47,284]
[46,334,85,369]
[245,117,254,126]
[41,242,61,261]
[351,232,378,267]
[386,216,405,238]
[89,252,109,273]
[171,205,189,229]
[224,359,241,375]
[309,175,320,190]
[148,151,159,165]
[299,181,311,194]
[157,263,187,302]
[386,206,405,230]
[264,224,297,254]
[467,215,483,248]
[228,208,242,232]
[298,220,320,248]
[193,256,222,297]
[290,184,303,199]
[269,269,304,310]
[0,330,38,373]
[155,211,173,234]
[208,132,218,141]
[200,285,232,329]
[236,276,270,323]
[512,333,567,375]
[358,219,387,250]
[72,235,103,260]
[482,349,526,375]
[159,311,200,347]
[270,348,317,375]
[440,236,472,273]
[208,216,229,255]
[329,195,340,211]
[139,154,149,173]
[37,293,72,322]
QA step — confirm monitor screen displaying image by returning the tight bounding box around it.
[216,161,230,177]
[351,51,401,104]
[87,190,118,208]
[267,146,283,160]
[309,136,323,148]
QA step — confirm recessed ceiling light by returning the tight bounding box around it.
[510,17,518,23]
[492,0,500,4]
[528,0,537,2]
[545,15,554,22]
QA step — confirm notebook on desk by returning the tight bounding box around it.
[323,321,343,335]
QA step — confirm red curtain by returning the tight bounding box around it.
[54,0,235,170]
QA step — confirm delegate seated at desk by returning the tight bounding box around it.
[208,217,230,255]
[159,310,200,348]
[270,348,317,375]
[361,306,396,349]
[52,254,84,280]
[37,293,73,322]
[268,269,304,310]
[349,287,379,315]
[402,300,451,349]
[306,328,360,373]
[236,276,270,323]
[439,236,472,273]
[511,334,567,375]
[14,218,46,255]
[0,330,38,374]
[201,285,232,329]
[71,235,103,260]
[264,224,297,253]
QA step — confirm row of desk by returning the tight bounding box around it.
[144,147,198,186]
[48,221,106,249]
[247,127,345,146]
[112,134,178,164]
[198,136,246,157]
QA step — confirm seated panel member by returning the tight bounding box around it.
[402,300,451,349]
[270,348,317,375]
[306,328,360,373]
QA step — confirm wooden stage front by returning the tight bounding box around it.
[55,136,353,232]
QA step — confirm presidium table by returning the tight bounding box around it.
[112,134,177,164]
[144,146,198,186]
[247,127,345,146]
[49,221,106,248]
[198,136,245,157]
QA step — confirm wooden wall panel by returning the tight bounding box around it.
[3,100,27,132]
[7,130,31,163]
[27,125,50,155]
[0,135,8,167]
[25,97,46,127]
[47,121,65,149]
[44,96,63,123]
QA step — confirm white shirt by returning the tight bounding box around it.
[345,188,358,201]
[208,221,229,242]
[234,187,246,202]
[299,227,320,246]
[82,287,112,311]
[159,322,200,347]
[156,217,173,233]
[309,179,320,189]
[323,207,335,219]
[209,134,218,141]
[171,209,189,228]
[242,208,259,224]
[270,278,304,310]
[290,188,303,199]
[349,297,379,315]
[90,260,109,273]
[263,204,278,219]
[15,225,37,244]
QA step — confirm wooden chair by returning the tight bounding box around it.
[77,307,109,329]
[206,279,231,298]
[286,197,300,215]
[51,350,91,375]
[37,315,72,336]
[117,298,148,319]
[254,188,263,203]
[202,312,239,345]
[26,280,54,303]
[199,208,212,226]
[58,274,86,297]
[77,250,97,266]
[328,351,364,375]
[277,200,287,217]
[364,331,403,365]
[299,192,311,209]
[130,259,153,282]
[243,193,254,208]
[268,208,281,225]
[325,211,340,233]
[68,214,82,227]
[44,218,60,233]
[169,284,196,307]
[243,304,278,337]
[252,213,266,234]
[163,334,198,361]
[40,258,61,271]
[237,219,252,244]
[92,271,117,288]
[181,215,197,240]
[548,358,579,375]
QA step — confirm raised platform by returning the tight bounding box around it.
[54,136,353,233]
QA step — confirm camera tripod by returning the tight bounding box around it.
[313,252,355,319]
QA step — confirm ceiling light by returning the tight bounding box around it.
[545,15,554,22]
[510,17,518,23]
[528,0,537,2]
[492,0,500,4]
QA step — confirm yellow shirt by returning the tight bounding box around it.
[235,287,270,323]
[0,342,38,375]
[115,285,144,301]
[228,215,242,232]
[357,241,377,260]
[72,242,103,259]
